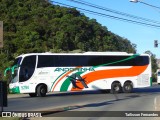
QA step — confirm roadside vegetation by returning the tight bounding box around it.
[0,0,157,82]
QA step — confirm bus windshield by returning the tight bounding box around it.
[11,67,18,83]
[10,57,22,83]
[4,57,22,83]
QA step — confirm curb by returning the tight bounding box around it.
[7,94,29,98]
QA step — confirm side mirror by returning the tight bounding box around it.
[4,67,11,77]
[11,64,19,75]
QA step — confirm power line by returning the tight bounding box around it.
[51,1,160,29]
[68,0,160,24]
[138,1,160,11]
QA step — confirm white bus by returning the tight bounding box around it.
[6,52,152,97]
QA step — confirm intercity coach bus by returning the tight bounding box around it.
[5,52,152,97]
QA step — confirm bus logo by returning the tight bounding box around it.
[67,73,88,88]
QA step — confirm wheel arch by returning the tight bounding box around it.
[111,80,122,87]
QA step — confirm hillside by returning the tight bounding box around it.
[0,0,136,77]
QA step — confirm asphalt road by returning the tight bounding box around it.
[3,84,160,120]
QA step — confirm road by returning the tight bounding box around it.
[3,84,160,120]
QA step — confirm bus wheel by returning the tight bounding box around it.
[37,85,47,97]
[29,93,37,97]
[123,82,133,93]
[110,82,121,94]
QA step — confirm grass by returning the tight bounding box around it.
[0,117,20,120]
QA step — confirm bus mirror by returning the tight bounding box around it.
[4,67,11,77]
[11,64,19,75]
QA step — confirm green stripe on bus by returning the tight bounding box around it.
[50,71,67,91]
[93,54,139,69]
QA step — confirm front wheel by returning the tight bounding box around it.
[37,85,47,97]
[123,82,133,93]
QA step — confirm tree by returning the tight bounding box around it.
[0,0,136,80]
[145,50,158,82]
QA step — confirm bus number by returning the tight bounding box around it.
[21,86,29,90]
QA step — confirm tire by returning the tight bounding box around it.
[29,93,37,97]
[123,82,133,93]
[110,82,122,94]
[37,85,47,97]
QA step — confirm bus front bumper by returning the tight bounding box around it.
[9,84,20,94]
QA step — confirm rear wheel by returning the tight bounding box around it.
[29,93,37,97]
[37,85,47,97]
[123,82,133,93]
[110,82,122,94]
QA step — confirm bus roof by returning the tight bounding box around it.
[16,52,149,58]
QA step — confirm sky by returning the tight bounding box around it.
[53,0,160,58]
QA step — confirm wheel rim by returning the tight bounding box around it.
[125,86,130,90]
[114,85,120,91]
[41,88,46,94]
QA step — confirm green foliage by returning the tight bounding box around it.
[0,0,137,80]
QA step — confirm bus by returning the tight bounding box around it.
[5,52,152,97]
